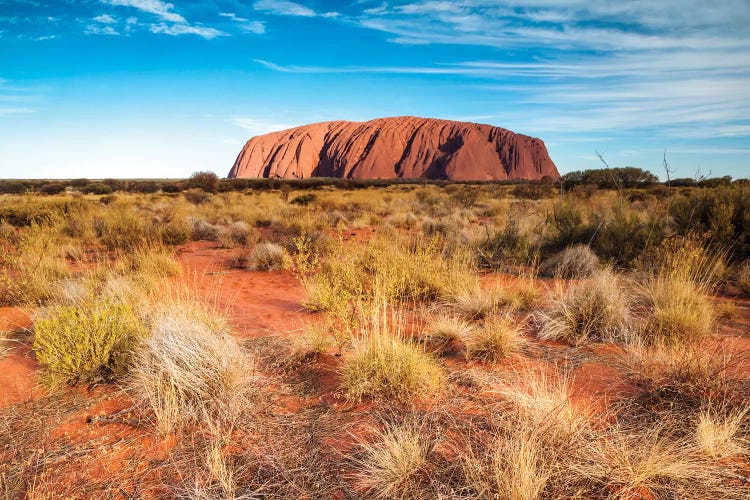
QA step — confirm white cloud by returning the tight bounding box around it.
[34,34,56,41]
[219,12,248,22]
[93,14,117,24]
[241,21,266,34]
[149,23,226,39]
[253,0,338,18]
[220,11,265,34]
[102,0,185,23]
[85,24,120,35]
[254,0,316,17]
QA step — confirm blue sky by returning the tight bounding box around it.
[1,0,749,180]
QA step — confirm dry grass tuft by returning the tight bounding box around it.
[447,286,505,320]
[537,271,631,345]
[540,244,599,279]
[460,429,551,500]
[635,271,714,345]
[571,426,705,499]
[495,371,589,441]
[353,422,432,499]
[421,313,472,354]
[246,242,287,271]
[130,308,252,434]
[341,306,443,402]
[696,407,748,460]
[464,314,526,362]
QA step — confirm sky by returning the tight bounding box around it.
[1,0,749,180]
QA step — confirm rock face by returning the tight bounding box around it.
[228,116,559,181]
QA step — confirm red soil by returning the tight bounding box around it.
[3,244,750,496]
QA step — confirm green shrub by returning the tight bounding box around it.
[670,185,750,261]
[33,300,143,386]
[593,207,664,267]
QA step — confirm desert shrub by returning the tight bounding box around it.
[95,209,156,250]
[449,186,480,208]
[130,309,250,434]
[160,220,191,245]
[543,201,595,252]
[246,242,286,271]
[478,219,532,267]
[464,315,526,362]
[733,260,750,296]
[83,182,113,195]
[228,221,254,246]
[184,189,211,204]
[634,272,714,345]
[187,171,219,193]
[537,271,631,345]
[188,216,220,241]
[353,422,431,499]
[539,244,599,279]
[290,193,316,206]
[33,299,143,386]
[593,207,665,267]
[670,185,750,260]
[40,182,67,195]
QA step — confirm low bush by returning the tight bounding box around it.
[246,242,287,271]
[33,299,143,386]
[160,220,191,245]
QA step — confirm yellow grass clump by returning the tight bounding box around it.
[538,271,631,345]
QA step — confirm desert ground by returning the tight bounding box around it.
[2,177,750,498]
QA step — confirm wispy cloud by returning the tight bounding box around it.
[220,11,265,34]
[102,0,185,23]
[254,0,316,17]
[253,0,339,18]
[150,23,225,39]
[92,14,117,24]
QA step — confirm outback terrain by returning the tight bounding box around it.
[1,174,750,498]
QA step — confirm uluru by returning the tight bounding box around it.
[228,116,559,181]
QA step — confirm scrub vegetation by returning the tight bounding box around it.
[1,173,749,497]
